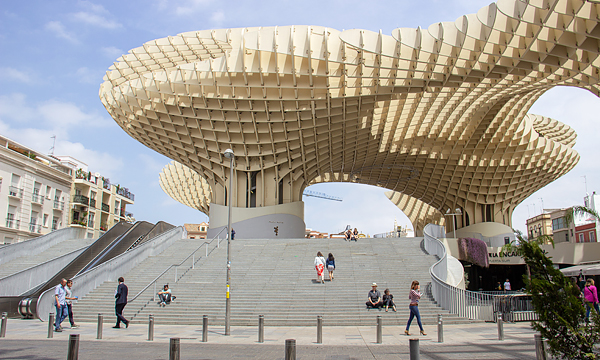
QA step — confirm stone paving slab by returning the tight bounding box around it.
[0,319,538,359]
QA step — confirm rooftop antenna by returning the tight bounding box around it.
[582,175,588,195]
[49,135,56,155]
[539,197,544,214]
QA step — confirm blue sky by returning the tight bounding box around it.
[0,0,598,236]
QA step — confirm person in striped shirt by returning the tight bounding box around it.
[404,280,426,336]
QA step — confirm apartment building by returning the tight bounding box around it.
[525,192,599,244]
[55,156,135,239]
[184,222,209,239]
[0,136,72,244]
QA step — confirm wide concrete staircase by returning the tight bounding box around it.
[0,237,95,279]
[73,237,474,326]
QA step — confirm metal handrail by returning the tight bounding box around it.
[423,223,536,322]
[129,227,226,303]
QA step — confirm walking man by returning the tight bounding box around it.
[65,279,79,328]
[114,277,129,328]
[54,278,68,332]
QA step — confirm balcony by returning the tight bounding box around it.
[31,193,44,205]
[5,218,19,229]
[53,200,65,211]
[100,223,108,231]
[8,186,23,199]
[120,210,134,218]
[72,194,89,206]
[116,186,135,201]
[29,223,41,233]
[71,219,87,227]
[89,199,96,208]
[101,203,110,212]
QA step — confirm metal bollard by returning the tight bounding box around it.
[202,315,208,342]
[285,339,296,360]
[67,333,79,360]
[409,338,420,360]
[535,334,547,360]
[0,312,7,338]
[258,315,264,343]
[376,315,382,344]
[48,313,55,338]
[169,338,180,360]
[148,314,154,341]
[437,314,443,343]
[497,313,504,341]
[97,314,103,339]
[316,315,322,344]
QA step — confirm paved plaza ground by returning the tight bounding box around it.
[0,318,539,359]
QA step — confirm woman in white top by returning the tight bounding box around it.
[314,251,326,283]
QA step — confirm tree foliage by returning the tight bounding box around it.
[506,232,600,359]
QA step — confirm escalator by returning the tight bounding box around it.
[0,221,171,318]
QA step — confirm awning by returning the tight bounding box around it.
[561,263,600,277]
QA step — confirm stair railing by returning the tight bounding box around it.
[129,228,226,305]
[423,223,536,322]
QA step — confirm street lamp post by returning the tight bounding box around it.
[223,148,234,336]
[445,208,462,238]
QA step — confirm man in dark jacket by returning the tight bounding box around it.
[114,277,129,328]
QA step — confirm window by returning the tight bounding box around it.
[52,216,58,231]
[566,233,569,242]
[87,232,94,238]
[591,231,596,242]
[45,185,51,199]
[114,200,120,215]
[54,189,62,201]
[552,217,566,230]
[4,237,13,245]
[579,233,584,243]
[88,213,95,228]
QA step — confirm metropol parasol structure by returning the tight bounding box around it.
[101,0,597,238]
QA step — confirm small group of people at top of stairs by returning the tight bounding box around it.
[366,281,427,336]
[314,252,335,284]
[344,228,359,241]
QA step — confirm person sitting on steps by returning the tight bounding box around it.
[366,283,383,309]
[158,284,176,306]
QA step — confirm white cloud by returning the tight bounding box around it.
[56,141,124,178]
[0,94,123,179]
[101,46,124,59]
[210,11,225,26]
[174,0,213,16]
[75,67,101,84]
[45,21,78,43]
[71,11,122,29]
[0,67,32,83]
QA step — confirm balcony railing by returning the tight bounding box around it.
[116,187,135,201]
[32,193,44,205]
[53,200,64,211]
[89,199,96,208]
[5,218,19,229]
[29,223,41,233]
[101,203,110,212]
[8,186,23,198]
[72,194,89,206]
[123,210,134,218]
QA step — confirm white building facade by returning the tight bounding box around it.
[0,136,72,244]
